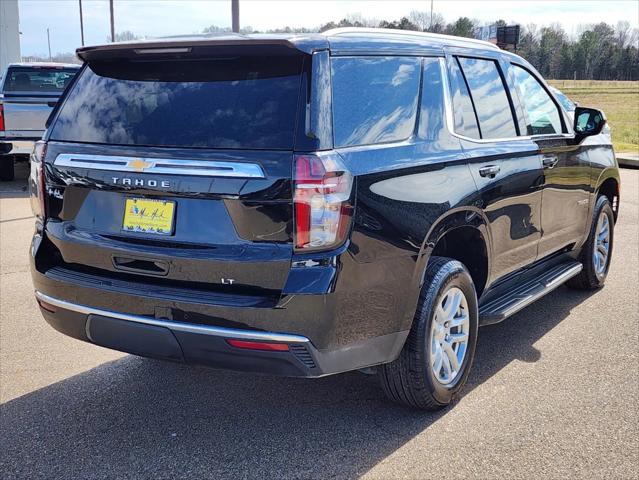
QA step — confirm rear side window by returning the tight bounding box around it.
[3,67,78,93]
[331,56,421,147]
[447,58,480,139]
[50,56,304,149]
[512,65,563,135]
[457,57,517,139]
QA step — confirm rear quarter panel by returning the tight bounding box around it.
[336,133,481,337]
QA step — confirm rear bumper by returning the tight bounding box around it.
[35,291,408,377]
[0,136,39,155]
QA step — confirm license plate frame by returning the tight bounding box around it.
[121,197,176,236]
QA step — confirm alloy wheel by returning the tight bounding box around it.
[429,287,470,385]
[593,211,611,277]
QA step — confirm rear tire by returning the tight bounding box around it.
[567,195,614,290]
[379,257,478,410]
[0,156,15,181]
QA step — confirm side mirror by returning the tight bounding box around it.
[573,107,606,143]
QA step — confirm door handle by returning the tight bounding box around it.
[542,155,559,169]
[479,165,500,178]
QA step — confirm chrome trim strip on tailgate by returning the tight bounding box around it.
[54,153,265,178]
[35,291,309,344]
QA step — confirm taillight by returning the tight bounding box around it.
[30,141,48,219]
[293,153,353,251]
[0,104,5,131]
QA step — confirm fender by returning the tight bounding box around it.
[573,147,619,251]
[594,166,621,193]
[592,163,621,218]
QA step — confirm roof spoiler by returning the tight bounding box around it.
[76,36,326,62]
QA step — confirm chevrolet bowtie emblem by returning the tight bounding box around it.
[127,158,153,172]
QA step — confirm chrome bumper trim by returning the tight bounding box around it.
[35,291,310,344]
[53,153,265,178]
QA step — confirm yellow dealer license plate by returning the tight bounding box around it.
[122,198,175,235]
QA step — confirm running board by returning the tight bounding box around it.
[479,261,583,326]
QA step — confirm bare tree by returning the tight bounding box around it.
[111,30,140,42]
[346,13,378,28]
[409,10,430,31]
[426,13,446,33]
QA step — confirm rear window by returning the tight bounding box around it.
[3,67,78,93]
[50,56,304,149]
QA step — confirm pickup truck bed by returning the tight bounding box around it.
[0,63,80,180]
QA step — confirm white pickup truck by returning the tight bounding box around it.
[0,63,80,180]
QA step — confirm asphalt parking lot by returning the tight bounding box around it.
[1,160,637,479]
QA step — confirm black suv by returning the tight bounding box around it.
[30,29,619,409]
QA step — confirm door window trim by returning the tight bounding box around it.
[441,56,575,144]
[455,54,521,138]
[453,56,483,139]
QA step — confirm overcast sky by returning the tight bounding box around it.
[17,0,639,56]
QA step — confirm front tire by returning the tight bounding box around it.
[568,195,614,290]
[379,257,478,410]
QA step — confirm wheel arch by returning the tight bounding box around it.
[595,170,620,221]
[416,207,492,298]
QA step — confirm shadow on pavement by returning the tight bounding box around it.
[0,160,29,198]
[0,285,598,479]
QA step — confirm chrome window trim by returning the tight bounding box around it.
[54,153,265,178]
[438,57,575,145]
[35,291,310,344]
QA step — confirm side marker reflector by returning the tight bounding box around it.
[37,299,57,313]
[226,339,289,352]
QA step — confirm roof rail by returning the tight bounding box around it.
[322,27,500,50]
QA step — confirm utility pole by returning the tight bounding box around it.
[232,0,240,33]
[78,0,85,46]
[47,28,52,61]
[430,0,434,31]
[109,0,115,42]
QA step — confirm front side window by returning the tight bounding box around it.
[331,56,421,147]
[512,65,563,135]
[457,57,518,139]
[551,87,575,112]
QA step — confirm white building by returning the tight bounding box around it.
[0,0,21,74]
